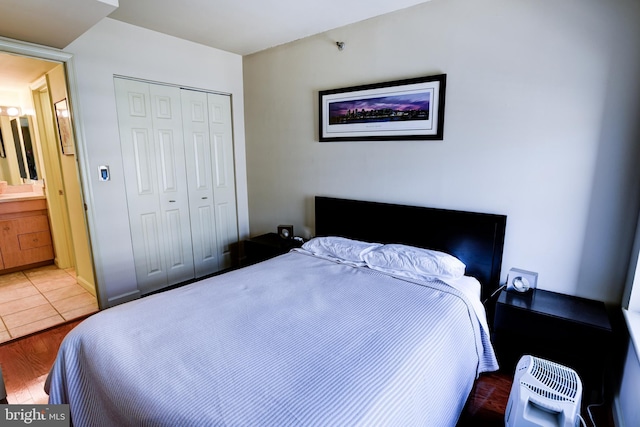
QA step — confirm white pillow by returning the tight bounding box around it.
[301,236,382,265]
[362,244,466,281]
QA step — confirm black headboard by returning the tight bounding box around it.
[315,196,507,299]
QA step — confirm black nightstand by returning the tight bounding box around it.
[492,288,612,398]
[243,233,303,266]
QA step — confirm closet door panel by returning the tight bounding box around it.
[208,93,238,269]
[212,133,229,187]
[181,89,219,277]
[216,201,236,264]
[116,78,196,293]
[131,129,155,195]
[115,78,168,291]
[127,91,147,117]
[149,84,195,286]
[191,133,210,190]
[157,130,179,192]
[195,205,216,262]
[165,208,189,271]
[140,212,164,278]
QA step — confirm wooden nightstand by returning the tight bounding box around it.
[492,288,612,398]
[243,232,303,266]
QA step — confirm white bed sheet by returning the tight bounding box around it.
[47,251,498,426]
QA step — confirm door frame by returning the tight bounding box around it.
[0,36,103,308]
[31,81,75,269]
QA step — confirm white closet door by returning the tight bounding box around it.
[207,93,239,269]
[181,89,220,277]
[149,84,195,286]
[115,78,195,293]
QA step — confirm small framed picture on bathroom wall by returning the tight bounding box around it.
[54,98,74,155]
[0,126,5,158]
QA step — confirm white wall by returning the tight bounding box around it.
[243,0,640,303]
[65,18,249,307]
[616,337,640,426]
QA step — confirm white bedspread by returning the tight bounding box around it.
[47,251,498,426]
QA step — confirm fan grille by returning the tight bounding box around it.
[526,357,579,401]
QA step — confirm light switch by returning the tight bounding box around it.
[98,165,110,181]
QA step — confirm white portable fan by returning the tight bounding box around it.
[505,355,583,427]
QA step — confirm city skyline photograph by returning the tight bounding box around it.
[319,74,445,141]
[329,92,431,124]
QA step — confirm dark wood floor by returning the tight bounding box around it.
[457,371,511,426]
[0,319,82,404]
[0,320,616,426]
[457,370,615,427]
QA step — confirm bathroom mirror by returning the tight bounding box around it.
[10,116,38,180]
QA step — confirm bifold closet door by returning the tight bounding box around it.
[207,92,239,269]
[181,89,218,277]
[115,78,195,293]
[182,89,238,275]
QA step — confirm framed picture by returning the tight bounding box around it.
[319,74,446,142]
[0,126,5,158]
[54,98,74,155]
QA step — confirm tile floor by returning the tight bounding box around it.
[0,265,99,344]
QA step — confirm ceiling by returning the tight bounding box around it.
[108,0,432,56]
[0,0,431,88]
[0,0,431,56]
[0,0,119,50]
[0,54,60,87]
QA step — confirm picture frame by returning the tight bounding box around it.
[0,126,5,158]
[54,98,74,155]
[319,74,446,142]
[277,225,294,240]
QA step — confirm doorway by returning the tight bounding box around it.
[0,51,98,343]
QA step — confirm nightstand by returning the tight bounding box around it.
[243,232,303,265]
[492,288,612,398]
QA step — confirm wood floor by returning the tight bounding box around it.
[0,319,616,426]
[0,319,82,404]
[457,370,616,427]
[457,371,512,426]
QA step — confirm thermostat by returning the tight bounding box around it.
[98,165,110,181]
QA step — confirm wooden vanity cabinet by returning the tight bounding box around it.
[0,199,54,273]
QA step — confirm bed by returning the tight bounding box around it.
[46,196,507,426]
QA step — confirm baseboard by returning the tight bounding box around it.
[107,290,140,308]
[0,260,53,275]
[76,275,96,296]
